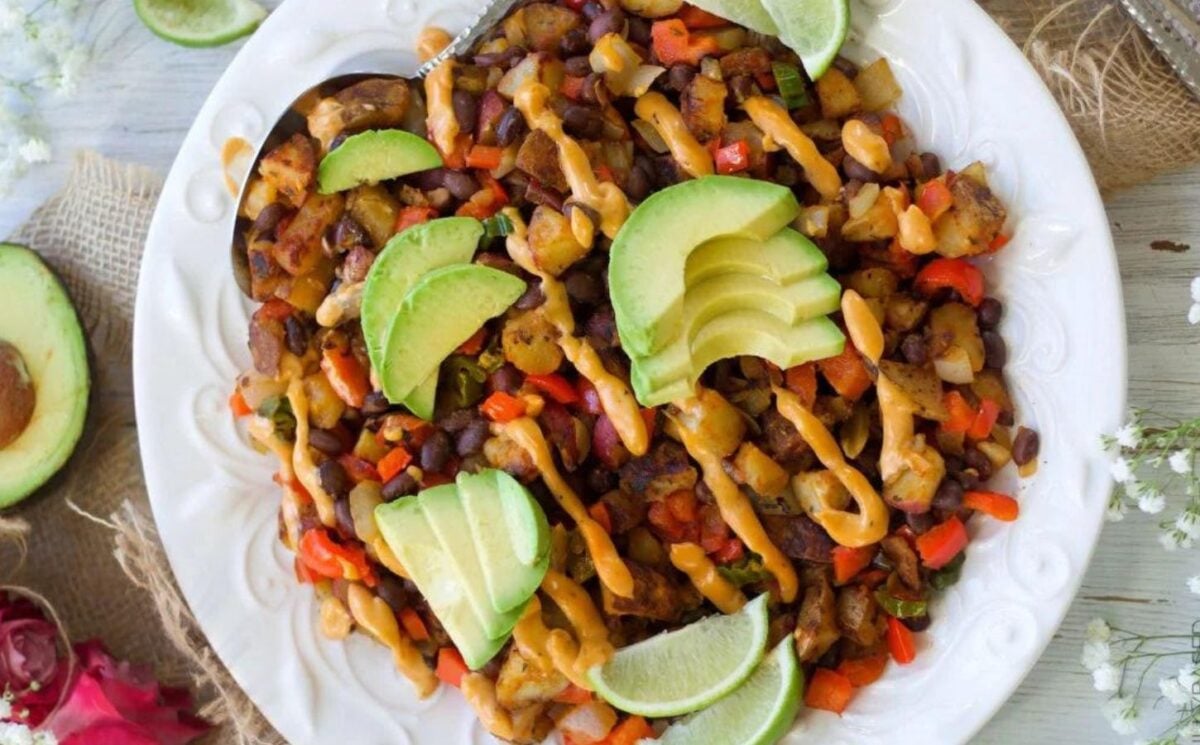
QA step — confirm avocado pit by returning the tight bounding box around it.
[0,340,35,449]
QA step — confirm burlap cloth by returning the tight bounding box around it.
[0,3,1197,744]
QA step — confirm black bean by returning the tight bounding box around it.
[626,162,651,202]
[667,63,696,92]
[729,74,755,104]
[579,73,603,105]
[375,575,410,614]
[963,448,993,481]
[474,46,524,68]
[902,614,932,632]
[456,420,491,457]
[251,203,289,240]
[409,168,448,191]
[906,510,935,535]
[333,498,356,540]
[452,90,478,137]
[560,26,590,57]
[977,297,1003,329]
[586,466,615,495]
[329,215,370,251]
[581,1,604,20]
[524,180,566,211]
[585,306,618,348]
[933,478,964,511]
[920,152,942,179]
[443,170,480,201]
[1012,427,1040,466]
[564,55,593,77]
[627,16,651,46]
[564,270,604,306]
[516,280,545,310]
[318,459,352,499]
[832,57,860,78]
[284,315,310,356]
[382,471,419,501]
[440,408,477,433]
[982,330,1007,369]
[308,428,346,456]
[361,391,391,416]
[997,409,1015,427]
[489,364,522,394]
[900,334,928,365]
[420,430,452,473]
[954,469,982,491]
[562,104,604,139]
[843,155,882,183]
[495,106,526,147]
[589,8,625,42]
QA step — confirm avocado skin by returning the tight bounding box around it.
[0,243,91,508]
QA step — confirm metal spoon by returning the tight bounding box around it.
[230,0,521,297]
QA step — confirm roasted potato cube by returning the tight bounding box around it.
[934,173,1007,257]
[841,194,898,242]
[496,649,569,710]
[884,293,930,332]
[258,133,315,208]
[240,177,277,221]
[854,58,902,112]
[528,205,589,276]
[681,74,728,143]
[815,68,862,119]
[719,47,773,78]
[970,368,1014,417]
[732,442,790,497]
[516,129,569,194]
[845,267,899,299]
[878,360,947,421]
[247,239,286,301]
[307,78,411,151]
[346,184,400,248]
[523,3,581,53]
[502,308,563,375]
[304,372,346,429]
[929,302,985,373]
[619,0,683,18]
[274,193,344,275]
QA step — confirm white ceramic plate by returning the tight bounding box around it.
[133,0,1126,742]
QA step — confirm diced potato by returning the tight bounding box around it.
[719,47,773,77]
[878,360,947,421]
[516,129,569,193]
[240,177,277,221]
[681,74,728,143]
[307,78,411,151]
[797,205,831,239]
[883,293,929,332]
[247,239,286,301]
[498,53,545,99]
[929,302,985,372]
[274,193,344,275]
[484,433,539,481]
[619,0,683,17]
[590,34,646,96]
[815,68,862,119]
[854,58,902,112]
[845,267,899,299]
[970,369,1014,416]
[258,133,316,208]
[502,308,564,375]
[732,442,790,497]
[495,648,569,710]
[799,119,842,142]
[283,260,335,315]
[304,372,346,429]
[347,184,400,248]
[976,440,1012,470]
[841,192,898,242]
[934,172,1007,257]
[791,469,851,514]
[528,205,589,276]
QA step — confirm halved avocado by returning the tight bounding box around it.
[0,244,90,507]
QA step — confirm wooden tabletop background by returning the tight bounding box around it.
[1,1,1197,742]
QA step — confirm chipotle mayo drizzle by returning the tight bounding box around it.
[416,26,453,63]
[425,60,459,156]
[743,96,842,200]
[634,92,713,179]
[462,674,518,741]
[499,418,635,598]
[503,208,648,456]
[286,378,337,528]
[512,597,557,671]
[541,570,614,686]
[514,81,631,243]
[346,583,438,697]
[670,392,799,603]
[247,417,304,550]
[669,542,746,614]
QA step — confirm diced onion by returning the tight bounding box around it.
[933,346,975,384]
[632,118,669,153]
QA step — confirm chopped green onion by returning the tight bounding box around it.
[717,552,773,587]
[874,588,928,619]
[482,213,514,240]
[772,62,810,109]
[257,395,296,441]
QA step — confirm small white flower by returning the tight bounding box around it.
[0,6,25,34]
[0,721,36,745]
[1159,530,1183,551]
[1085,618,1112,643]
[30,733,55,745]
[1176,510,1200,540]
[17,138,49,164]
[1169,450,1193,474]
[1137,489,1166,514]
[1106,497,1128,522]
[1111,457,1134,484]
[1189,575,1200,595]
[1115,423,1142,449]
[1159,676,1192,707]
[1178,663,1199,690]
[1192,276,1200,303]
[1190,303,1200,325]
[1181,721,1200,737]
[1102,696,1139,735]
[0,698,10,720]
[1093,663,1121,692]
[55,46,87,95]
[1081,640,1112,671]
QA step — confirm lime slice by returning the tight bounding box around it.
[684,0,779,36]
[657,639,802,745]
[134,0,267,48]
[760,0,850,80]
[587,594,769,718]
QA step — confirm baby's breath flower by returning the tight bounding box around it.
[1106,495,1128,522]
[1167,449,1192,474]
[1188,575,1200,595]
[0,721,35,745]
[0,697,9,720]
[0,6,24,34]
[17,137,48,164]
[1082,639,1112,671]
[1160,676,1193,707]
[1093,663,1121,692]
[1158,530,1188,551]
[1178,663,1199,690]
[1190,303,1200,326]
[1137,487,1166,514]
[1111,457,1134,484]
[1176,509,1200,540]
[1115,422,1143,449]
[1103,696,1139,735]
[1192,276,1200,303]
[1085,618,1112,643]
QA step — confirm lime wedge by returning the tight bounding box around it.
[134,0,267,48]
[587,594,769,718]
[684,0,779,36]
[657,638,802,745]
[760,0,850,80]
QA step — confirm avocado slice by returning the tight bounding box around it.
[0,244,89,507]
[317,129,442,194]
[610,176,799,358]
[457,470,551,613]
[679,273,844,334]
[685,229,827,287]
[375,494,511,670]
[361,217,484,418]
[380,264,525,404]
[419,484,527,639]
[631,313,845,407]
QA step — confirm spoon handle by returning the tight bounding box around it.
[416,0,524,78]
[1117,0,1200,100]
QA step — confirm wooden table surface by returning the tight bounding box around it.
[2,2,1197,743]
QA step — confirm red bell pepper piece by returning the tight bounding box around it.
[715,140,750,174]
[554,684,594,705]
[677,4,728,28]
[435,648,469,688]
[941,391,977,434]
[394,205,439,234]
[480,391,526,422]
[818,343,872,401]
[963,490,1020,521]
[886,616,917,664]
[601,717,655,745]
[298,529,376,586]
[665,490,699,523]
[560,74,587,101]
[466,145,505,171]
[836,653,889,687]
[711,537,744,564]
[967,398,1001,440]
[916,178,953,221]
[915,516,968,569]
[651,19,720,66]
[527,373,582,405]
[321,347,372,408]
[915,257,985,307]
[784,363,818,409]
[398,608,430,641]
[377,446,413,484]
[338,454,381,484]
[229,390,253,418]
[805,668,854,714]
[588,502,613,534]
[832,545,876,585]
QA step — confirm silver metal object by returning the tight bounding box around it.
[416,0,523,78]
[1117,0,1200,100]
